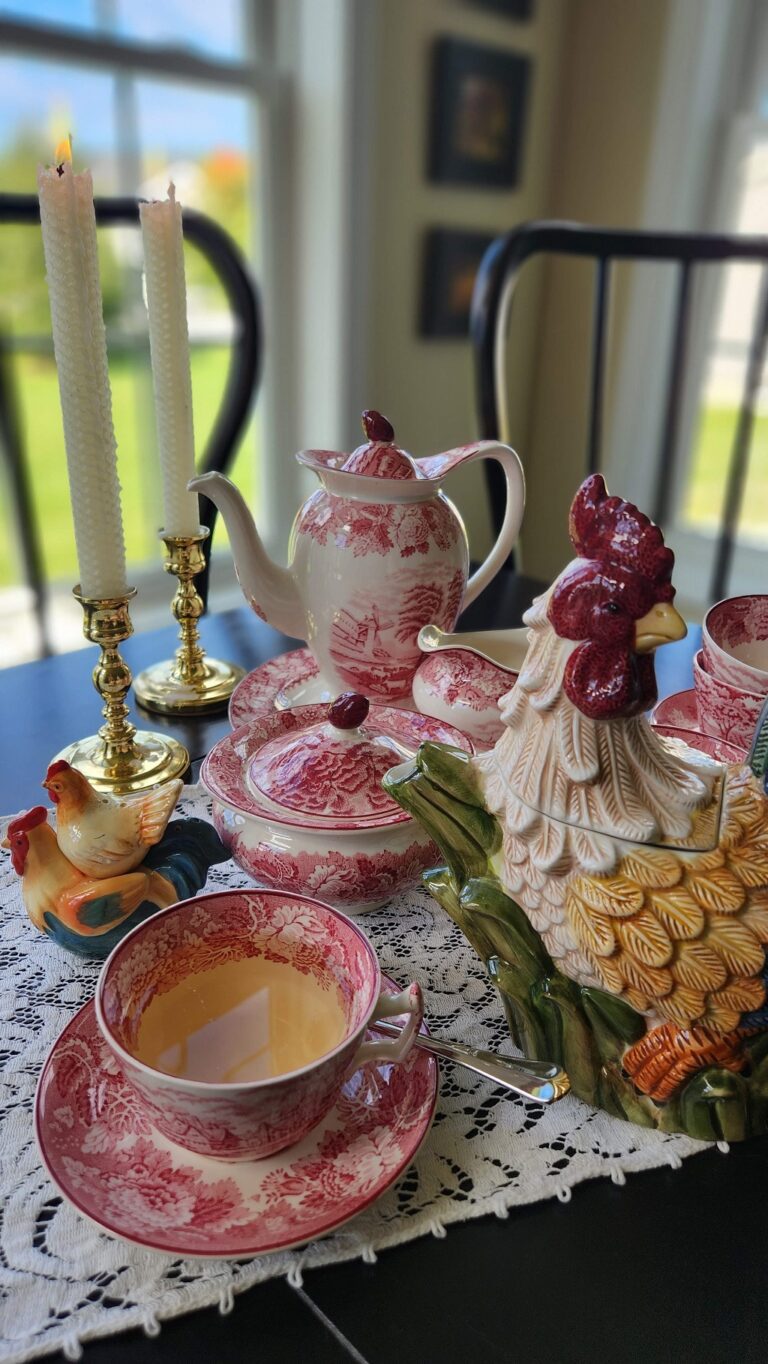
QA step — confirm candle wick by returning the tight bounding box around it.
[56,163,65,178]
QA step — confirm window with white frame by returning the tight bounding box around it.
[674,43,768,598]
[0,0,270,662]
[606,0,767,614]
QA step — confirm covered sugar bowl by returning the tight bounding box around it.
[201,693,474,912]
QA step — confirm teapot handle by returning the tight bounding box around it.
[459,443,526,610]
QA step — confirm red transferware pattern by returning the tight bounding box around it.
[96,891,382,1160]
[414,650,517,749]
[249,703,410,821]
[221,836,437,910]
[693,650,763,752]
[703,594,768,694]
[649,687,752,763]
[35,983,437,1258]
[229,648,322,725]
[649,688,700,731]
[203,703,472,832]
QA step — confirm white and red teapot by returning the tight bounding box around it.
[191,411,525,703]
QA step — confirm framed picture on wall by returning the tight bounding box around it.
[428,38,531,189]
[420,228,495,338]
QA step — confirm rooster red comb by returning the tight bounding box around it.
[44,760,72,782]
[7,806,49,837]
[568,474,674,598]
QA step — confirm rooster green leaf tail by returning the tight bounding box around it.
[748,695,768,787]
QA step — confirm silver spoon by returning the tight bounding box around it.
[372,1021,570,1104]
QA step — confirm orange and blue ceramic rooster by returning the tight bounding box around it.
[3,781,229,958]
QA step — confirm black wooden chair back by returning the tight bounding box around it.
[471,220,768,599]
[0,192,262,655]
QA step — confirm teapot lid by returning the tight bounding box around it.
[247,693,414,826]
[341,411,421,480]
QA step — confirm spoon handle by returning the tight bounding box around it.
[372,1021,570,1104]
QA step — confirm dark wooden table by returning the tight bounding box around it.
[7,574,765,1364]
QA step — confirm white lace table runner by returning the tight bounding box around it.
[0,786,709,1363]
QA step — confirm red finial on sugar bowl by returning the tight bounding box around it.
[328,693,370,729]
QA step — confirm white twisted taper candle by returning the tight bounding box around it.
[37,157,128,598]
[140,184,200,537]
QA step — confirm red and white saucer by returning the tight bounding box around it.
[229,649,324,726]
[229,649,421,726]
[35,977,437,1259]
[649,688,699,731]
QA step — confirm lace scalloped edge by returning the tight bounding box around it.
[23,1141,726,1364]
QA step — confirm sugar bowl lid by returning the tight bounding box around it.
[201,696,474,832]
[247,693,415,827]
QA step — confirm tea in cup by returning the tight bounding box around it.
[95,889,423,1161]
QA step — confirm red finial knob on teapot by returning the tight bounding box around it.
[328,693,370,729]
[344,412,416,479]
[362,410,395,443]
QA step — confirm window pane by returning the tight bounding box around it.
[0,1,95,32]
[135,78,250,235]
[0,343,258,595]
[114,0,244,59]
[134,78,257,557]
[0,55,116,185]
[0,53,259,647]
[0,0,244,57]
[0,55,118,333]
[680,134,768,549]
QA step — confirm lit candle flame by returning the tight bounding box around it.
[54,134,72,168]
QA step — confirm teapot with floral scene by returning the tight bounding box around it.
[190,411,525,703]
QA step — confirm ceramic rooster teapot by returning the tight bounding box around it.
[190,411,525,703]
[387,473,768,1142]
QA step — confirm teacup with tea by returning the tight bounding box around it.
[96,889,423,1161]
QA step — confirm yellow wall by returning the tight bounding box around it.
[361,0,569,562]
[516,0,671,579]
[362,0,676,588]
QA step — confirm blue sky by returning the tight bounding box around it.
[1,0,241,55]
[0,1,248,163]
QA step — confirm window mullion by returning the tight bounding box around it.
[0,15,265,90]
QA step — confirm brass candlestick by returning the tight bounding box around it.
[133,527,244,715]
[53,586,190,793]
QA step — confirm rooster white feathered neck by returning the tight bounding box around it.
[478,589,718,881]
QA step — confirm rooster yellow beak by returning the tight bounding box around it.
[634,602,687,653]
[1,836,9,850]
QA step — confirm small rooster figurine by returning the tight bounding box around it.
[42,761,183,877]
[3,795,229,959]
[387,474,768,1140]
[4,805,175,937]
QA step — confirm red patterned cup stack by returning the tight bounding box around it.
[695,595,768,752]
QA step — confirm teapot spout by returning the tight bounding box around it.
[189,472,304,639]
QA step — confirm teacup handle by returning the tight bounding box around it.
[461,443,526,609]
[353,982,424,1067]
